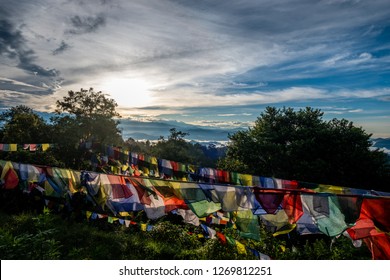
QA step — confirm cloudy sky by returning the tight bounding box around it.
[1,0,390,138]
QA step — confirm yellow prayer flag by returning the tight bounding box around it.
[142,167,150,176]
[42,143,50,151]
[122,164,129,172]
[43,181,55,196]
[317,184,344,194]
[119,212,131,217]
[239,174,253,186]
[140,223,147,231]
[150,157,158,165]
[10,144,17,151]
[0,161,12,180]
[86,211,92,219]
[66,170,78,193]
[236,240,247,255]
[328,185,344,194]
[273,224,297,237]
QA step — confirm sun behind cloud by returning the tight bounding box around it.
[100,77,153,108]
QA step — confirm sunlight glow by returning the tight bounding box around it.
[100,77,153,108]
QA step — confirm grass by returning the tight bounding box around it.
[0,209,371,260]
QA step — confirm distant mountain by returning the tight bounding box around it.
[22,110,390,153]
[119,118,243,142]
[30,111,243,143]
[371,138,390,155]
[119,119,390,155]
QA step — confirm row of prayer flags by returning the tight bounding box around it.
[0,143,52,152]
[1,159,390,259]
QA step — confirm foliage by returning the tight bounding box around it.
[0,90,124,169]
[0,105,63,166]
[150,128,220,167]
[0,209,371,260]
[0,149,64,168]
[124,137,154,154]
[0,105,52,143]
[0,209,61,260]
[54,88,123,145]
[0,90,125,169]
[49,88,123,169]
[55,87,121,119]
[218,106,390,190]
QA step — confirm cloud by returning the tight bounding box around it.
[320,106,364,115]
[66,14,106,35]
[348,109,364,113]
[0,20,48,75]
[0,77,51,93]
[186,119,253,129]
[217,113,253,117]
[345,52,373,65]
[323,53,350,66]
[379,95,390,101]
[338,88,390,99]
[150,87,328,108]
[0,89,60,111]
[0,19,57,77]
[1,0,390,138]
[0,19,62,97]
[52,41,70,55]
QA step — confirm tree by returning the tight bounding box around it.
[151,128,218,167]
[0,105,52,143]
[51,88,124,168]
[54,88,123,145]
[55,88,120,119]
[218,106,390,190]
[167,128,189,141]
[0,106,63,167]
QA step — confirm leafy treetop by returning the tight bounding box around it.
[218,106,390,190]
[55,88,121,119]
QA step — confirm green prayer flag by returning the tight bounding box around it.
[236,210,260,240]
[186,200,221,218]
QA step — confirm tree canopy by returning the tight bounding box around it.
[218,106,390,190]
[149,128,219,167]
[55,87,120,119]
[0,105,52,143]
[54,88,123,145]
[0,89,124,169]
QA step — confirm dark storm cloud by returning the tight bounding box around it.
[0,19,25,60]
[68,0,113,6]
[67,15,106,34]
[0,19,58,77]
[52,41,70,55]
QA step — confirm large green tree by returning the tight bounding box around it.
[54,88,123,145]
[0,106,62,166]
[51,88,124,168]
[218,106,390,190]
[0,105,52,143]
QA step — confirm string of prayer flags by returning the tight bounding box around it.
[2,159,390,259]
[1,143,53,152]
